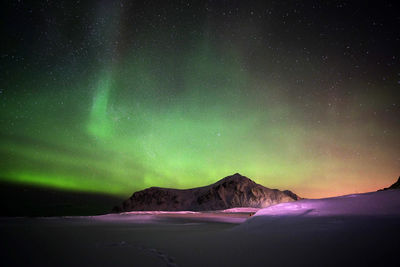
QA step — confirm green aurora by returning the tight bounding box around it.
[1,1,399,198]
[1,44,307,194]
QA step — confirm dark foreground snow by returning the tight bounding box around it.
[1,190,400,266]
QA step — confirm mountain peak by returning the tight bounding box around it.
[218,173,253,182]
[213,173,256,187]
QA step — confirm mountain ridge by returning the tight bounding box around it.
[379,176,400,191]
[113,173,300,212]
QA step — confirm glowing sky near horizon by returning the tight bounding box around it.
[0,1,399,198]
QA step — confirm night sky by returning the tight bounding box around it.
[1,0,399,199]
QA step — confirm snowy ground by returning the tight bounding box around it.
[1,190,399,266]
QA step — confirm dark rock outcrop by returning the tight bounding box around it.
[379,176,400,191]
[113,173,300,212]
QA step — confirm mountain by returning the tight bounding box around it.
[113,173,300,212]
[379,176,400,191]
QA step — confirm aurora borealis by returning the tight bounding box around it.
[0,1,399,199]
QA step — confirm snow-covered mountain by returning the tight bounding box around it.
[113,173,300,212]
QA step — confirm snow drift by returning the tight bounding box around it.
[253,189,400,217]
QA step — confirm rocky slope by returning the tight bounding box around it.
[113,173,300,212]
[379,176,400,191]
